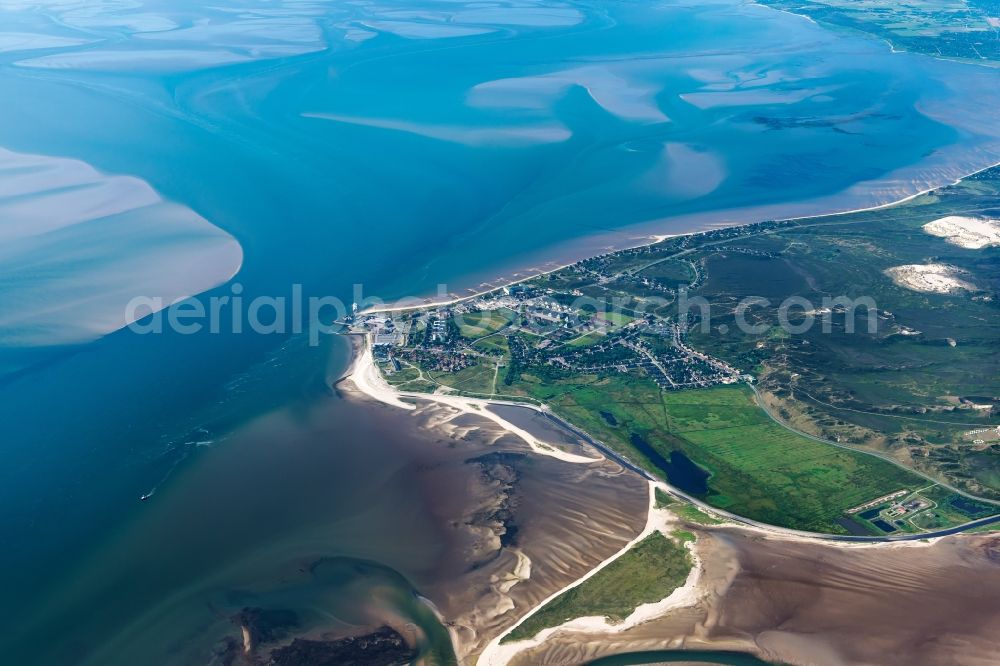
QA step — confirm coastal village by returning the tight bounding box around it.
[348,223,767,398]
[355,291,747,393]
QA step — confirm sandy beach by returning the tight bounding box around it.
[344,335,601,464]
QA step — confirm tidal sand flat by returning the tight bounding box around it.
[0,147,242,352]
[7,351,648,665]
[507,526,1000,666]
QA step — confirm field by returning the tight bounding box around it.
[457,308,516,338]
[504,531,691,642]
[511,377,923,533]
[429,362,497,395]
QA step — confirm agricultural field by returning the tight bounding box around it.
[504,531,691,643]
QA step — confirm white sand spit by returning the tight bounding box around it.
[923,216,1000,249]
[884,263,976,294]
[345,335,601,463]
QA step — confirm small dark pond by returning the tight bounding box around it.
[629,432,709,495]
[871,519,896,533]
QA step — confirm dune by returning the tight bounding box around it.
[923,215,1000,249]
[884,263,976,294]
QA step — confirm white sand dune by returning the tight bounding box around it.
[0,147,242,348]
[884,263,976,294]
[923,215,1000,249]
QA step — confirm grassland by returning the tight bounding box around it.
[508,377,922,533]
[504,531,691,642]
[567,330,607,347]
[670,503,723,526]
[683,168,1000,499]
[428,362,497,395]
[457,307,517,338]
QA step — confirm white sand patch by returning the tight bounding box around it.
[16,48,255,71]
[360,20,494,39]
[923,216,1000,249]
[468,65,669,123]
[681,84,840,110]
[452,7,582,27]
[15,14,326,71]
[884,263,976,294]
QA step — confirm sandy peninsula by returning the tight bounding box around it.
[345,335,601,464]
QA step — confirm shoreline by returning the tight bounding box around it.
[361,160,1000,315]
[341,333,1000,542]
[341,334,601,464]
[340,333,999,666]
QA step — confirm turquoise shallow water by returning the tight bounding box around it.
[0,0,998,661]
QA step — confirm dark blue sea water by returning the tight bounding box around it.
[1,0,999,661]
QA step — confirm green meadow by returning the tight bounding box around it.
[505,531,691,642]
